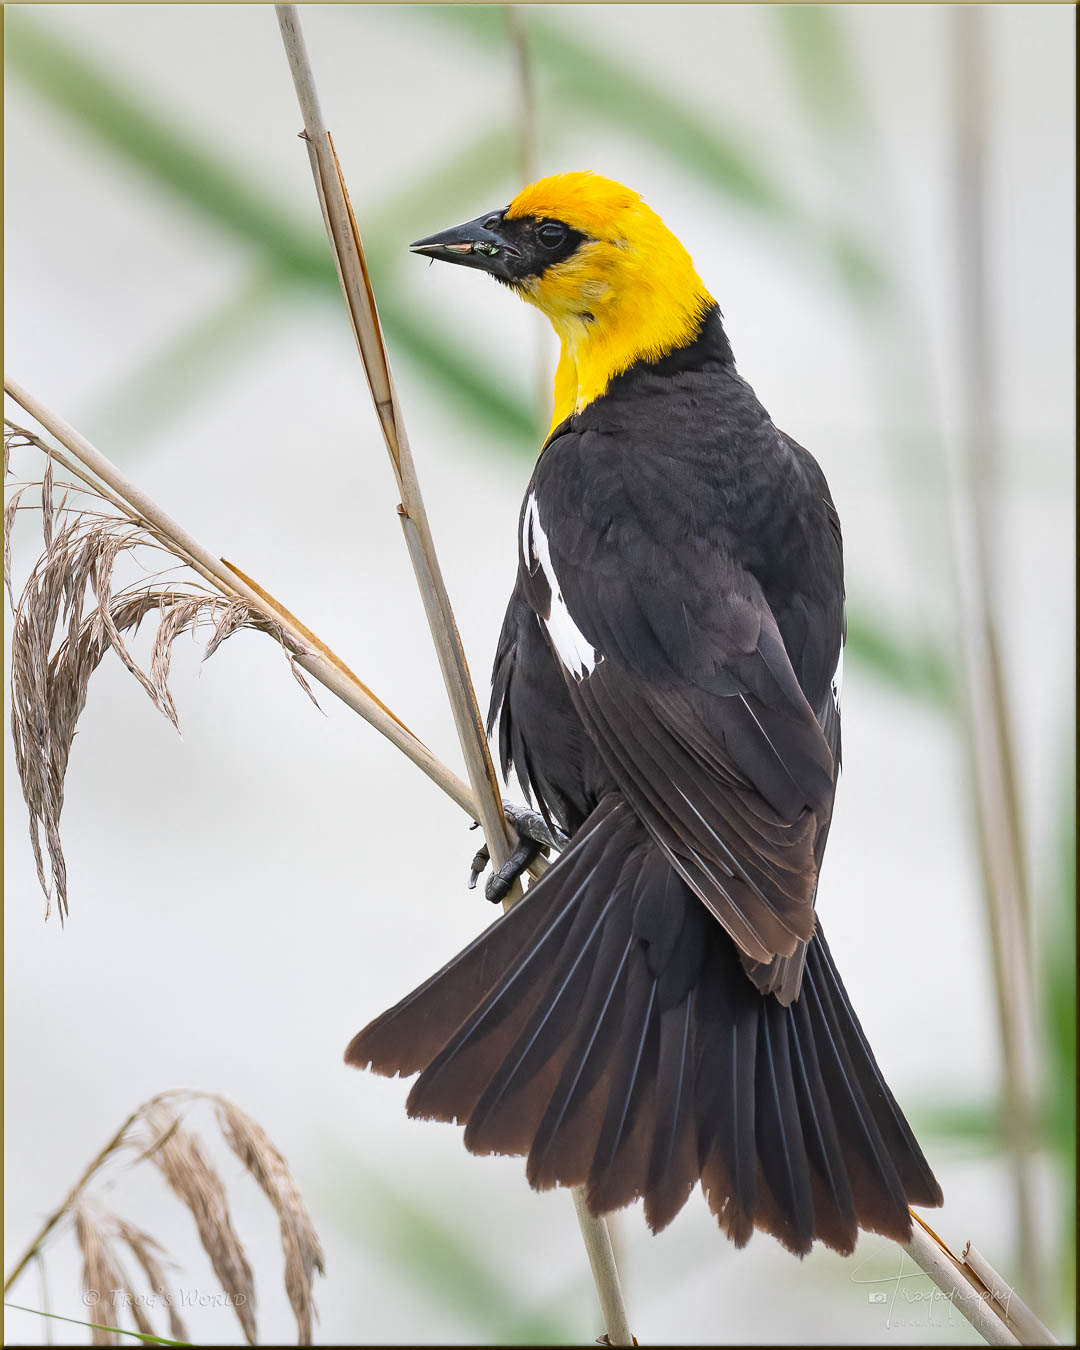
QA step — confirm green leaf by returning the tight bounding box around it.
[772,5,863,136]
[908,1099,1005,1154]
[908,1095,1069,1159]
[4,10,324,283]
[404,6,788,214]
[4,1303,189,1346]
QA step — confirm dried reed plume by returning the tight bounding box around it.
[214,1099,325,1346]
[139,1103,258,1343]
[5,1089,325,1346]
[73,1203,160,1346]
[111,1215,190,1342]
[5,420,315,922]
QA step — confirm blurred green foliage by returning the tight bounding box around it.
[406,5,889,300]
[1043,746,1076,1312]
[321,1161,585,1343]
[5,9,536,447]
[772,5,864,141]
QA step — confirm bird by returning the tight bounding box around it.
[346,172,942,1256]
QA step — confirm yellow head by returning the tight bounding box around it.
[411,172,715,431]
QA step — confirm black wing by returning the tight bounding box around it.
[740,469,845,1000]
[519,428,843,976]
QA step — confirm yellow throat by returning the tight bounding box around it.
[505,173,715,433]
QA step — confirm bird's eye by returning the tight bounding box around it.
[483,214,502,231]
[538,222,567,249]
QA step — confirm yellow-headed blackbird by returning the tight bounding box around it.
[347,173,942,1254]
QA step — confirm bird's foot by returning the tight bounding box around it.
[467,800,568,904]
[470,835,542,905]
[501,799,568,854]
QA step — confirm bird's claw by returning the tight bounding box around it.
[483,837,542,905]
[465,800,567,902]
[468,842,490,891]
[467,835,542,904]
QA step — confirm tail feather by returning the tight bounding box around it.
[344,865,554,1079]
[787,990,858,1253]
[526,892,636,1189]
[696,944,758,1245]
[346,794,942,1253]
[403,817,613,1126]
[811,932,944,1209]
[800,952,912,1239]
[464,885,621,1156]
[584,955,660,1215]
[460,806,643,1157]
[754,1008,815,1253]
[643,994,698,1232]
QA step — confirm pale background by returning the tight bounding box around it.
[4,4,1075,1345]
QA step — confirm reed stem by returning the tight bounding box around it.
[273,7,634,1343]
[4,376,474,821]
[949,7,1041,1306]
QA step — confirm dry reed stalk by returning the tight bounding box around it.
[268,16,1046,1338]
[3,387,478,842]
[4,1089,324,1346]
[950,6,1041,1304]
[902,1215,1020,1347]
[3,1103,148,1300]
[273,5,514,875]
[502,16,624,1292]
[903,1211,1060,1346]
[506,5,551,423]
[4,381,476,822]
[962,1242,1058,1346]
[273,7,633,1344]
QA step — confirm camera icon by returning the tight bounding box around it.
[868,1291,888,1304]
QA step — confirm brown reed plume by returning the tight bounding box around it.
[5,420,315,923]
[5,1090,325,1347]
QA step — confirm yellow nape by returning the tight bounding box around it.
[506,172,715,432]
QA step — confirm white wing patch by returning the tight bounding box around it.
[831,643,844,712]
[522,493,600,681]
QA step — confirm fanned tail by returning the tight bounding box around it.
[346,795,942,1254]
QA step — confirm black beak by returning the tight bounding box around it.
[409,212,522,281]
